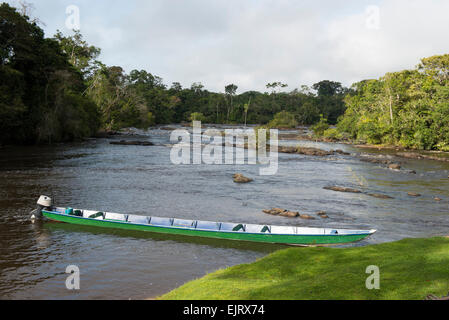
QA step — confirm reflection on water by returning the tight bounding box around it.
[1,126,449,299]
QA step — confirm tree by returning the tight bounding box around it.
[225,84,238,122]
[312,80,345,96]
[54,30,101,78]
[170,82,182,92]
[266,82,288,94]
[243,97,251,127]
[0,3,99,144]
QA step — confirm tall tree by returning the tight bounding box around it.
[225,84,238,122]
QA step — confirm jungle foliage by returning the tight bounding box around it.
[334,55,449,151]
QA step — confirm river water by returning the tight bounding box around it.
[1,125,449,299]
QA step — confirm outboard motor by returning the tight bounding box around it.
[30,195,53,220]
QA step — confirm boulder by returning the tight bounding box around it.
[388,163,401,170]
[280,211,300,218]
[262,208,301,218]
[408,192,421,197]
[233,174,253,183]
[262,208,286,215]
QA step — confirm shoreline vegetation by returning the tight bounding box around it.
[159,237,449,300]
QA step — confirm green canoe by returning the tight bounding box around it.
[40,207,376,246]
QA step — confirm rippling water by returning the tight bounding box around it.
[1,126,449,299]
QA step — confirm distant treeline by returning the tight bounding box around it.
[0,3,347,145]
[1,3,448,151]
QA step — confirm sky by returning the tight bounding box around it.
[6,0,449,93]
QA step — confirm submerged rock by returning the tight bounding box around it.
[360,158,392,165]
[396,152,449,162]
[323,186,362,194]
[434,197,442,201]
[277,146,333,157]
[110,140,154,146]
[299,214,315,220]
[334,149,350,156]
[233,174,253,183]
[297,147,333,157]
[367,193,394,199]
[277,146,299,154]
[316,211,330,218]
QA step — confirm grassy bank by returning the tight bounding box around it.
[160,237,449,300]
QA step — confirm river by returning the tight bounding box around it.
[1,125,448,299]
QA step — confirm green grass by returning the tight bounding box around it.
[160,237,449,300]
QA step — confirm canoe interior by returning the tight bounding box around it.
[41,207,376,245]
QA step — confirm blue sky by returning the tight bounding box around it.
[6,0,449,93]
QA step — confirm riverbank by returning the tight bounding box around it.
[159,237,449,300]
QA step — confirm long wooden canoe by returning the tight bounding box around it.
[40,207,376,246]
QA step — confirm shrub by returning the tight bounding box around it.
[311,115,329,137]
[267,111,298,129]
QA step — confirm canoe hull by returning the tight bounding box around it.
[42,211,373,245]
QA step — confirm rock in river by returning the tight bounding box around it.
[323,186,362,194]
[233,174,253,183]
[297,147,333,157]
[110,140,154,146]
[262,208,316,219]
[316,211,329,219]
[299,214,316,220]
[367,193,394,199]
[277,146,333,157]
[262,208,286,215]
[388,163,401,170]
[408,192,421,197]
[280,211,300,218]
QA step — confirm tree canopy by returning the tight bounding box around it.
[334,54,449,151]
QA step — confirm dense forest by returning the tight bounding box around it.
[1,3,448,151]
[0,3,346,145]
[329,55,449,151]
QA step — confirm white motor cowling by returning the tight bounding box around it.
[37,195,52,207]
[31,195,53,220]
